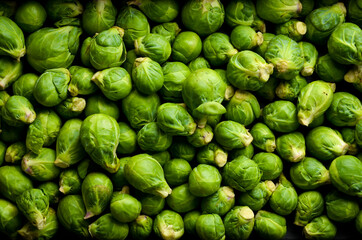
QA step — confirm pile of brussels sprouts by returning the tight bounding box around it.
[0,0,362,239]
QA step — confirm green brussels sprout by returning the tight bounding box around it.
[305,3,346,45]
[26,110,61,154]
[328,22,362,65]
[224,206,254,240]
[82,0,116,36]
[201,186,235,216]
[299,42,318,76]
[229,144,254,160]
[250,123,276,153]
[83,26,127,70]
[329,155,362,197]
[256,0,301,24]
[326,92,362,127]
[0,166,33,201]
[169,138,196,162]
[38,182,60,205]
[252,152,283,181]
[184,211,201,235]
[154,210,184,240]
[16,188,49,230]
[306,126,348,161]
[0,141,5,166]
[254,210,287,240]
[166,183,199,213]
[356,119,362,148]
[0,198,22,238]
[85,94,120,119]
[225,0,256,28]
[59,169,81,195]
[116,6,150,48]
[21,148,61,182]
[130,215,153,240]
[326,190,360,222]
[294,191,324,226]
[129,0,179,23]
[215,68,235,101]
[26,26,82,73]
[57,195,90,237]
[344,64,362,88]
[275,75,308,101]
[135,34,171,64]
[14,1,46,33]
[12,73,37,102]
[0,90,9,110]
[45,0,83,21]
[263,100,300,132]
[196,143,227,168]
[4,141,26,164]
[80,37,91,67]
[237,180,275,211]
[255,33,275,58]
[111,157,130,191]
[125,154,172,198]
[341,128,358,155]
[82,172,113,219]
[122,90,160,129]
[0,122,27,143]
[275,19,307,42]
[250,13,266,33]
[122,49,137,75]
[231,25,263,51]
[139,193,165,216]
[356,210,362,235]
[188,56,211,72]
[68,66,97,96]
[255,76,278,101]
[0,1,16,17]
[0,16,26,60]
[55,96,86,119]
[76,159,93,180]
[196,214,225,240]
[53,17,81,27]
[160,62,190,102]
[116,122,137,155]
[152,22,181,43]
[303,215,337,240]
[164,158,192,187]
[226,51,274,91]
[276,132,306,162]
[171,31,202,64]
[188,164,222,197]
[151,151,170,167]
[348,0,362,27]
[315,54,348,83]
[290,157,330,189]
[214,120,253,151]
[269,174,298,215]
[110,192,141,223]
[132,57,164,95]
[203,32,238,67]
[88,213,129,240]
[187,124,214,148]
[0,56,22,90]
[2,95,36,127]
[137,122,172,152]
[265,35,304,80]
[223,156,262,192]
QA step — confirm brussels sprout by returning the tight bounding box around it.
[344,64,362,88]
[0,56,22,90]
[227,51,274,91]
[45,0,82,21]
[125,154,172,198]
[164,159,192,187]
[348,0,362,27]
[55,96,86,119]
[166,183,199,213]
[306,126,348,161]
[110,157,129,191]
[115,123,136,156]
[255,33,275,58]
[276,74,308,101]
[84,94,120,120]
[201,186,235,216]
[135,34,171,64]
[294,191,324,226]
[0,1,16,17]
[59,169,81,195]
[275,19,306,42]
[255,76,278,101]
[298,42,318,77]
[137,122,172,152]
[26,26,82,73]
[225,0,256,28]
[121,49,137,75]
[237,180,275,211]
[357,210,362,236]
[329,155,362,197]
[214,120,253,150]
[12,73,37,102]
[169,138,196,162]
[325,190,359,223]
[129,0,179,23]
[0,90,9,110]
[0,16,25,60]
[139,193,165,216]
[341,128,359,155]
[53,17,81,27]
[4,141,26,164]
[130,215,153,240]
[171,31,202,64]
[38,182,60,205]
[256,0,301,24]
[82,0,116,36]
[152,22,181,43]
[328,22,362,65]
[265,35,304,80]
[229,144,254,160]
[188,57,211,72]
[0,166,33,201]
[196,214,225,240]
[88,213,129,240]
[231,25,263,51]
[184,211,201,235]
[223,156,262,192]
[356,120,362,148]
[263,100,300,133]
[276,132,306,162]
[188,164,222,197]
[110,192,141,223]
[151,151,171,167]
[253,153,283,181]
[269,174,298,215]
[187,125,214,148]
[305,3,346,44]
[181,0,224,37]
[0,141,5,166]
[0,198,22,238]
[203,32,238,67]
[57,195,90,237]
[215,68,235,101]
[68,66,97,96]
[132,57,164,95]
[303,215,337,240]
[224,206,254,240]
[315,54,348,83]
[154,210,184,240]
[2,95,36,127]
[254,210,287,240]
[160,62,191,102]
[250,123,276,153]
[196,143,227,168]
[14,1,46,33]
[122,90,160,129]
[307,113,325,128]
